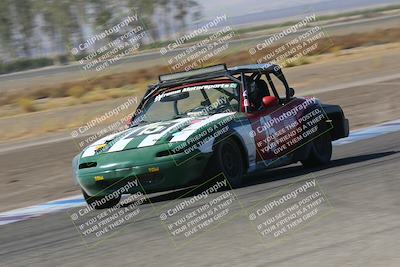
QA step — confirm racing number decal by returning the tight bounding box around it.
[136,122,172,136]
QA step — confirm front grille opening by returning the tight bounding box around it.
[79,162,97,169]
[156,150,170,157]
[156,149,181,157]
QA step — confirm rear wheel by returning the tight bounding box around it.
[82,189,121,209]
[301,131,332,167]
[205,138,244,188]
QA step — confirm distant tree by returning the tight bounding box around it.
[0,0,203,61]
[173,0,201,34]
[127,0,158,42]
[34,0,81,59]
[0,0,16,58]
[173,0,187,33]
[158,0,172,38]
[14,0,35,57]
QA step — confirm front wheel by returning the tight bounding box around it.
[301,131,332,167]
[82,189,121,209]
[205,138,244,188]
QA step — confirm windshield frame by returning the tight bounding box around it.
[132,79,241,125]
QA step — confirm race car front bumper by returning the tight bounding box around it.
[77,150,211,197]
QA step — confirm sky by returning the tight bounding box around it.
[197,0,399,24]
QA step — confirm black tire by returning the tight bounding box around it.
[205,138,244,188]
[301,131,332,167]
[82,189,121,209]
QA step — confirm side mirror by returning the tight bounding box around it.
[262,96,278,109]
[289,87,295,97]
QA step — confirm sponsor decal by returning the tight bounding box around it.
[155,83,237,102]
[148,167,160,173]
[94,176,105,182]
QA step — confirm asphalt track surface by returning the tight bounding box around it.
[0,129,399,266]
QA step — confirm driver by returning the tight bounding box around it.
[247,79,270,111]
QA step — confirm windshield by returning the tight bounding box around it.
[134,81,240,124]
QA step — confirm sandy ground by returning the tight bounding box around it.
[0,43,399,212]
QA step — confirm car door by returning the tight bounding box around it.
[245,76,299,167]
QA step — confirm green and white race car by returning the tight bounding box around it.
[72,64,349,209]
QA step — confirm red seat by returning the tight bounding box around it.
[262,96,278,109]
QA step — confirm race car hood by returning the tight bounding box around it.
[80,112,236,159]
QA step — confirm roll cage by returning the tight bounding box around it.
[133,64,294,122]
